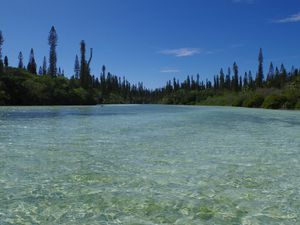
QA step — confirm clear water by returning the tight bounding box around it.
[0,105,299,225]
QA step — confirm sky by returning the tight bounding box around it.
[1,0,300,88]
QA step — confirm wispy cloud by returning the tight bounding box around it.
[159,48,201,57]
[160,68,180,73]
[273,12,300,23]
[232,0,255,4]
[159,44,244,58]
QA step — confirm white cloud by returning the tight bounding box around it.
[273,12,300,23]
[159,44,244,58]
[160,68,180,73]
[159,48,201,57]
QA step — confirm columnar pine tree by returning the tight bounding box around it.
[239,76,243,90]
[38,66,43,75]
[74,54,80,79]
[225,67,231,89]
[102,65,106,77]
[196,74,200,90]
[213,76,217,89]
[219,68,225,89]
[79,40,93,88]
[267,62,274,81]
[80,40,87,87]
[48,26,57,77]
[100,65,106,93]
[27,48,37,74]
[280,64,287,88]
[256,48,264,87]
[0,31,3,60]
[232,62,239,91]
[186,75,191,89]
[243,72,248,87]
[0,31,4,73]
[42,56,47,75]
[18,52,24,68]
[248,70,253,89]
[4,56,8,67]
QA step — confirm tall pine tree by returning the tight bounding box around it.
[48,26,57,77]
[225,67,231,89]
[279,64,287,88]
[248,70,253,89]
[42,56,47,75]
[4,56,8,68]
[256,48,264,87]
[38,66,43,75]
[243,72,248,87]
[74,54,80,79]
[27,48,37,74]
[79,40,93,88]
[219,68,225,89]
[18,52,24,69]
[267,62,274,81]
[232,62,239,91]
[0,31,4,73]
[80,40,87,87]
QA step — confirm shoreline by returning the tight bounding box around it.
[0,103,299,111]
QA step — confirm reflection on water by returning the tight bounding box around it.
[0,105,299,224]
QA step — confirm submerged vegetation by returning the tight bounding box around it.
[0,27,299,108]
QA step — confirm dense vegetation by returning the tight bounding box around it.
[157,62,300,109]
[0,27,299,109]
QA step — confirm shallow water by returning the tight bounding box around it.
[0,105,299,224]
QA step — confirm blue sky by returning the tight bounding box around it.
[0,0,300,88]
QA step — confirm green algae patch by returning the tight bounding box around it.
[197,206,216,220]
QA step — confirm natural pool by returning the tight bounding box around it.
[0,105,299,224]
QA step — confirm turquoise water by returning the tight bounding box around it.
[0,105,300,225]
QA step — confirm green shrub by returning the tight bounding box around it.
[262,94,286,109]
[232,95,245,107]
[242,94,264,108]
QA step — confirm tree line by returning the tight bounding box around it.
[156,48,300,109]
[159,48,297,93]
[0,27,299,108]
[0,27,153,105]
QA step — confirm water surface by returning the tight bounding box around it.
[0,105,300,224]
